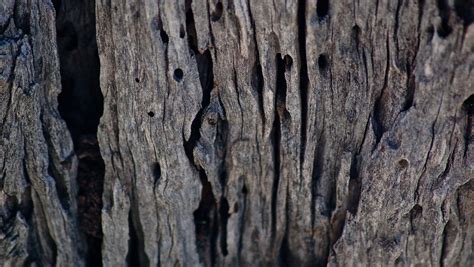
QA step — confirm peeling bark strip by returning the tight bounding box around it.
[1,0,473,266]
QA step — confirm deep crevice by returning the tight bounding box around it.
[352,25,361,52]
[55,0,104,265]
[270,108,281,242]
[436,0,453,38]
[180,24,186,38]
[347,155,361,215]
[193,177,217,266]
[183,49,213,164]
[454,0,474,26]
[403,60,416,111]
[409,204,423,233]
[394,0,402,55]
[219,197,230,256]
[318,54,329,73]
[211,2,224,22]
[316,0,330,21]
[185,0,198,53]
[13,1,31,35]
[462,95,474,156]
[153,162,161,187]
[272,54,287,241]
[311,132,325,228]
[183,12,218,261]
[279,233,291,266]
[298,0,309,169]
[126,209,149,267]
[237,182,248,262]
[248,2,265,128]
[251,61,265,127]
[126,216,139,266]
[440,220,459,266]
[52,0,62,13]
[372,34,391,150]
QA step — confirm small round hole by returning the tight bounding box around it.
[135,78,140,83]
[173,69,184,82]
[211,2,224,22]
[148,111,155,117]
[398,159,409,168]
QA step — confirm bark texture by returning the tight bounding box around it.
[1,0,474,266]
[0,0,83,266]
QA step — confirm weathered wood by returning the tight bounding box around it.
[1,0,473,266]
[0,0,83,266]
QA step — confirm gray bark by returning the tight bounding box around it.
[0,0,83,266]
[1,0,473,266]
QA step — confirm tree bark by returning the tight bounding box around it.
[1,0,473,266]
[0,0,83,265]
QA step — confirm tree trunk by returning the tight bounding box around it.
[0,0,83,265]
[1,0,473,266]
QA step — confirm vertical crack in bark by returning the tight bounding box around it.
[126,209,148,266]
[462,95,474,157]
[184,50,213,160]
[184,5,220,262]
[347,155,361,216]
[54,0,104,265]
[454,0,474,26]
[298,0,309,167]
[217,142,229,259]
[272,54,286,242]
[394,0,403,55]
[414,86,446,201]
[237,183,248,262]
[12,0,31,35]
[219,196,230,257]
[403,60,416,112]
[185,0,198,53]
[372,33,391,150]
[248,1,266,128]
[311,132,325,230]
[193,177,217,265]
[316,0,330,21]
[440,220,459,266]
[252,61,265,128]
[435,0,453,38]
[409,204,423,233]
[278,182,291,266]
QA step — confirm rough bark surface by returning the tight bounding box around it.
[0,0,83,266]
[1,0,473,266]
